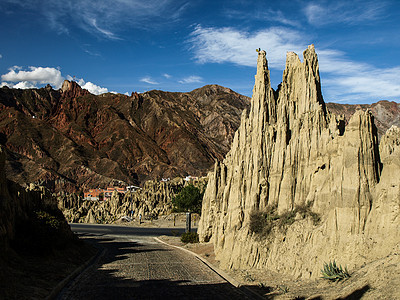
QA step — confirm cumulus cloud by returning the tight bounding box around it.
[163,73,172,79]
[12,81,38,89]
[140,76,159,85]
[178,75,203,84]
[80,81,108,94]
[68,76,108,95]
[0,66,109,95]
[1,66,64,88]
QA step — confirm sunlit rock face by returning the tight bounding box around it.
[198,45,400,279]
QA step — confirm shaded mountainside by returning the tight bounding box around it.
[327,100,400,138]
[0,82,249,191]
[0,145,94,299]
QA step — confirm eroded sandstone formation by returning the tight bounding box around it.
[198,45,400,278]
[59,177,207,224]
[327,100,400,139]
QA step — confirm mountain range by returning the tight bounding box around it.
[0,81,398,191]
[0,81,249,191]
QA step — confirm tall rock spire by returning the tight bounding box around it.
[198,45,398,278]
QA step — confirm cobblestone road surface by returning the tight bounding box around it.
[58,233,254,299]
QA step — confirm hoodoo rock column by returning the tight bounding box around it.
[198,45,400,278]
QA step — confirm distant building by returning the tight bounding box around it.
[184,175,198,182]
[104,187,127,200]
[84,189,104,201]
[84,186,133,201]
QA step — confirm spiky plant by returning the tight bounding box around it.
[321,260,350,282]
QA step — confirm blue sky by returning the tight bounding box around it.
[0,0,399,104]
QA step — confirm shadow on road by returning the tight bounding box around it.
[58,234,262,299]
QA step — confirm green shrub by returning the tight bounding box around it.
[321,260,350,282]
[180,232,199,243]
[172,184,203,214]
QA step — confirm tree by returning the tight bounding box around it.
[172,184,203,214]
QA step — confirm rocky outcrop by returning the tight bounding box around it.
[59,177,207,223]
[327,100,400,139]
[198,45,400,279]
[0,82,249,191]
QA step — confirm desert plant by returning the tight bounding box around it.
[277,210,296,228]
[296,201,321,225]
[249,208,278,237]
[250,203,321,237]
[321,260,350,282]
[180,232,199,243]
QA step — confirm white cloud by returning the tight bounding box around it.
[304,1,386,26]
[81,81,108,94]
[12,81,38,89]
[140,76,158,85]
[1,66,65,88]
[225,8,299,27]
[3,0,189,39]
[0,67,109,94]
[68,76,108,95]
[86,17,121,40]
[188,25,400,103]
[0,54,2,59]
[189,25,306,69]
[178,75,203,84]
[163,73,172,79]
[318,51,400,102]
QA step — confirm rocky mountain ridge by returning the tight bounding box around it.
[0,82,249,191]
[198,45,400,285]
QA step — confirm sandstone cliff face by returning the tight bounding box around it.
[198,45,400,278]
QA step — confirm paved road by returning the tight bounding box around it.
[58,224,254,299]
[70,223,190,237]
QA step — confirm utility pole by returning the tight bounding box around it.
[186,211,191,233]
